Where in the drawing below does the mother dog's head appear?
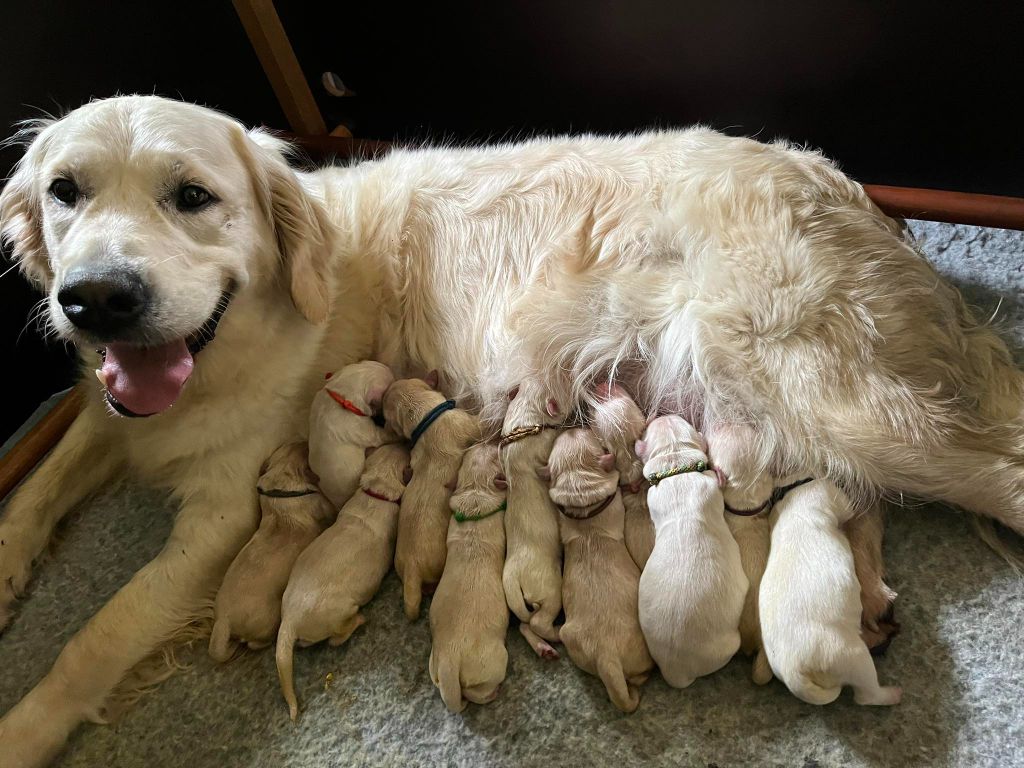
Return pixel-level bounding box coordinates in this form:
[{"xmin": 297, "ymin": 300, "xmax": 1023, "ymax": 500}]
[{"xmin": 0, "ymin": 95, "xmax": 333, "ymax": 416}]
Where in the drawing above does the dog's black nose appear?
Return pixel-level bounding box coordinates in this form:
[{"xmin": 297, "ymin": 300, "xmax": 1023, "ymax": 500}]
[{"xmin": 57, "ymin": 268, "xmax": 148, "ymax": 337}]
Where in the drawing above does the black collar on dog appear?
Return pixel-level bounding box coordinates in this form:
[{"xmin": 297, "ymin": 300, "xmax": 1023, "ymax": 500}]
[
  {"xmin": 257, "ymin": 487, "xmax": 321, "ymax": 498},
  {"xmin": 724, "ymin": 498, "xmax": 773, "ymax": 517},
  {"xmin": 409, "ymin": 399, "xmax": 456, "ymax": 447},
  {"xmin": 771, "ymin": 477, "xmax": 815, "ymax": 505},
  {"xmin": 559, "ymin": 491, "xmax": 617, "ymax": 520}
]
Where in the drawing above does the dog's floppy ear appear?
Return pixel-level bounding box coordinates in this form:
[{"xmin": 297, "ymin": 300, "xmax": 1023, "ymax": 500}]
[
  {"xmin": 598, "ymin": 452, "xmax": 616, "ymax": 473},
  {"xmin": 237, "ymin": 128, "xmax": 334, "ymax": 325},
  {"xmin": 0, "ymin": 122, "xmax": 56, "ymax": 290}
]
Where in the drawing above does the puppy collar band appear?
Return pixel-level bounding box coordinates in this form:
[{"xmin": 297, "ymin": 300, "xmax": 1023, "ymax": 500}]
[
  {"xmin": 646, "ymin": 460, "xmax": 708, "ymax": 486},
  {"xmin": 258, "ymin": 487, "xmax": 320, "ymax": 498},
  {"xmin": 559, "ymin": 491, "xmax": 616, "ymax": 520},
  {"xmin": 362, "ymin": 487, "xmax": 401, "ymax": 503},
  {"xmin": 326, "ymin": 390, "xmax": 368, "ymax": 417},
  {"xmin": 410, "ymin": 399, "xmax": 456, "ymax": 447},
  {"xmin": 452, "ymin": 500, "xmax": 507, "ymax": 523},
  {"xmin": 499, "ymin": 424, "xmax": 545, "ymax": 447},
  {"xmin": 725, "ymin": 498, "xmax": 772, "ymax": 517},
  {"xmin": 726, "ymin": 477, "xmax": 815, "ymax": 517},
  {"xmin": 771, "ymin": 477, "xmax": 815, "ymax": 504}
]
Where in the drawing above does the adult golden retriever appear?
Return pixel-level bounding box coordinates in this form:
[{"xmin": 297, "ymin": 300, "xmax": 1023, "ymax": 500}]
[{"xmin": 0, "ymin": 96, "xmax": 1021, "ymax": 765}]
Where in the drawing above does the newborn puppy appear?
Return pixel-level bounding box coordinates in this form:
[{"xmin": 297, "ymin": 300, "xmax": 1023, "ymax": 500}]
[
  {"xmin": 309, "ymin": 360, "xmax": 395, "ymax": 506},
  {"xmin": 500, "ymin": 378, "xmax": 565, "ymax": 654},
  {"xmin": 760, "ymin": 479, "xmax": 902, "ymax": 706},
  {"xmin": 209, "ymin": 442, "xmax": 335, "ymax": 661},
  {"xmin": 429, "ymin": 443, "xmax": 510, "ymax": 713},
  {"xmin": 276, "ymin": 443, "xmax": 410, "ymax": 720},
  {"xmin": 547, "ymin": 428, "xmax": 653, "ymax": 713},
  {"xmin": 637, "ymin": 415, "xmax": 747, "ymax": 688},
  {"xmin": 706, "ymin": 423, "xmax": 774, "ymax": 685},
  {"xmin": 591, "ymin": 382, "xmax": 654, "ymax": 569},
  {"xmin": 384, "ymin": 374, "xmax": 479, "ymax": 619}
]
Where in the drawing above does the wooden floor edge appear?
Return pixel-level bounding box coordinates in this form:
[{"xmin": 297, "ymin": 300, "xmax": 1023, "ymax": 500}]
[{"xmin": 0, "ymin": 388, "xmax": 82, "ymax": 500}]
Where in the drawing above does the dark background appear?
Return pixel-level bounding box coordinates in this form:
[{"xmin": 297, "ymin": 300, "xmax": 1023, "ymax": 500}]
[{"xmin": 2, "ymin": 1, "xmax": 1022, "ymax": 441}]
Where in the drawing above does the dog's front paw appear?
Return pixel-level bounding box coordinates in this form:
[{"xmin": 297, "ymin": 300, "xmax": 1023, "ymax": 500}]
[
  {"xmin": 860, "ymin": 577, "xmax": 897, "ymax": 632},
  {"xmin": 0, "ymin": 527, "xmax": 38, "ymax": 631}
]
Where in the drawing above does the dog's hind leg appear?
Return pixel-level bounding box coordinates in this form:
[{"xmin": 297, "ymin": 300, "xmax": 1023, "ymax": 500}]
[
  {"xmin": 844, "ymin": 504, "xmax": 899, "ymax": 650},
  {"xmin": 0, "ymin": 462, "xmax": 258, "ymax": 766},
  {"xmin": 0, "ymin": 399, "xmax": 122, "ymax": 631}
]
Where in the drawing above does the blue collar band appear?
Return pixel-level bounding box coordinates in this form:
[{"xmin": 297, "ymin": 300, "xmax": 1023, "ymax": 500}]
[{"xmin": 409, "ymin": 399, "xmax": 456, "ymax": 447}]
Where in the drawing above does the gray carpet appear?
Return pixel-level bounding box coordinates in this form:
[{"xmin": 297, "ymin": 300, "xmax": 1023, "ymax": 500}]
[{"xmin": 1, "ymin": 221, "xmax": 1023, "ymax": 768}]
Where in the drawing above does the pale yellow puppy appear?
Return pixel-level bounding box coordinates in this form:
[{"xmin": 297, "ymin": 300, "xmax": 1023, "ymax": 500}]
[
  {"xmin": 383, "ymin": 375, "xmax": 479, "ymax": 619},
  {"xmin": 546, "ymin": 428, "xmax": 653, "ymax": 713},
  {"xmin": 209, "ymin": 442, "xmax": 334, "ymax": 662},
  {"xmin": 429, "ymin": 443, "xmax": 510, "ymax": 713},
  {"xmin": 276, "ymin": 443, "xmax": 410, "ymax": 720},
  {"xmin": 500, "ymin": 378, "xmax": 565, "ymax": 652},
  {"xmin": 590, "ymin": 382, "xmax": 654, "ymax": 569},
  {"xmin": 706, "ymin": 423, "xmax": 775, "ymax": 685}
]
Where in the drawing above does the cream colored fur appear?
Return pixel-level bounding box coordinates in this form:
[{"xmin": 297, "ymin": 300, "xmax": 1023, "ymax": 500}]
[
  {"xmin": 383, "ymin": 377, "xmax": 479, "ymax": 619},
  {"xmin": 760, "ymin": 479, "xmax": 902, "ymax": 706},
  {"xmin": 550, "ymin": 428, "xmax": 653, "ymax": 713},
  {"xmin": 1, "ymin": 95, "xmax": 1021, "ymax": 763},
  {"xmin": 208, "ymin": 442, "xmax": 334, "ymax": 661},
  {"xmin": 309, "ymin": 361, "xmax": 396, "ymax": 506},
  {"xmin": 275, "ymin": 443, "xmax": 409, "ymax": 720},
  {"xmin": 428, "ymin": 443, "xmax": 509, "ymax": 713},
  {"xmin": 637, "ymin": 415, "xmax": 747, "ymax": 688},
  {"xmin": 500, "ymin": 378, "xmax": 565, "ymax": 645},
  {"xmin": 590, "ymin": 382, "xmax": 655, "ymax": 568}
]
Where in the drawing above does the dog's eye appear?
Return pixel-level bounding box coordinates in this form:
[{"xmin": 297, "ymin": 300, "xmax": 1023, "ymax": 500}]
[
  {"xmin": 176, "ymin": 184, "xmax": 214, "ymax": 211},
  {"xmin": 49, "ymin": 178, "xmax": 79, "ymax": 206}
]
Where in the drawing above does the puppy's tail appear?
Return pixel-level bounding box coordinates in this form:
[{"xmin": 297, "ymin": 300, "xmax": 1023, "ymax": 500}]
[
  {"xmin": 598, "ymin": 657, "xmax": 640, "ymax": 713},
  {"xmin": 436, "ymin": 657, "xmax": 466, "ymax": 713},
  {"xmin": 752, "ymin": 649, "xmax": 773, "ymax": 685},
  {"xmin": 275, "ymin": 622, "xmax": 300, "ymax": 721},
  {"xmin": 403, "ymin": 572, "xmax": 423, "ymax": 621},
  {"xmin": 502, "ymin": 569, "xmax": 532, "ymax": 624},
  {"xmin": 791, "ymin": 671, "xmax": 841, "ymax": 706},
  {"xmin": 208, "ymin": 618, "xmax": 236, "ymax": 663}
]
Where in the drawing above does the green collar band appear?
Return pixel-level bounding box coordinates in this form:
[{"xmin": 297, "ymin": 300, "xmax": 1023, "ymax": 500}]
[
  {"xmin": 452, "ymin": 500, "xmax": 507, "ymax": 523},
  {"xmin": 646, "ymin": 460, "xmax": 708, "ymax": 486}
]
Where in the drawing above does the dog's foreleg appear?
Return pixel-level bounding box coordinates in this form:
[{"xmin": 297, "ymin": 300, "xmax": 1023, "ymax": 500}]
[
  {"xmin": 0, "ymin": 401, "xmax": 121, "ymax": 630},
  {"xmin": 0, "ymin": 469, "xmax": 257, "ymax": 768},
  {"xmin": 845, "ymin": 504, "xmax": 899, "ymax": 652}
]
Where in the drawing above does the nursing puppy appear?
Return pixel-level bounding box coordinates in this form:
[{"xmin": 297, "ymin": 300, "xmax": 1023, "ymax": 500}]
[
  {"xmin": 761, "ymin": 479, "xmax": 902, "ymax": 706},
  {"xmin": 208, "ymin": 442, "xmax": 334, "ymax": 661},
  {"xmin": 547, "ymin": 428, "xmax": 653, "ymax": 713},
  {"xmin": 309, "ymin": 360, "xmax": 395, "ymax": 507},
  {"xmin": 590, "ymin": 382, "xmax": 654, "ymax": 569},
  {"xmin": 428, "ymin": 443, "xmax": 510, "ymax": 713},
  {"xmin": 706, "ymin": 423, "xmax": 774, "ymax": 684},
  {"xmin": 383, "ymin": 375, "xmax": 479, "ymax": 619},
  {"xmin": 276, "ymin": 442, "xmax": 410, "ymax": 720},
  {"xmin": 637, "ymin": 415, "xmax": 747, "ymax": 688},
  {"xmin": 500, "ymin": 379, "xmax": 565, "ymax": 655}
]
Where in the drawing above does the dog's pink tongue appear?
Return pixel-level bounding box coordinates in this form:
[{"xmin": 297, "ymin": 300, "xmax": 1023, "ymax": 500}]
[{"xmin": 101, "ymin": 341, "xmax": 194, "ymax": 415}]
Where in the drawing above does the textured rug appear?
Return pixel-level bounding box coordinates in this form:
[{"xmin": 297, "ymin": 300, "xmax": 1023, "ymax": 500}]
[{"xmin": 1, "ymin": 221, "xmax": 1022, "ymax": 768}]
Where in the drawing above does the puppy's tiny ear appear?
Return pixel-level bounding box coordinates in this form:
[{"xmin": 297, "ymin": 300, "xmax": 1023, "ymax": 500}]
[
  {"xmin": 634, "ymin": 439, "xmax": 648, "ymax": 461},
  {"xmin": 598, "ymin": 453, "xmax": 616, "ymax": 473},
  {"xmin": 494, "ymin": 473, "xmax": 508, "ymax": 491},
  {"xmin": 545, "ymin": 398, "xmax": 560, "ymax": 418},
  {"xmin": 402, "ymin": 466, "xmax": 413, "ymax": 485},
  {"xmin": 536, "ymin": 465, "xmax": 551, "ymax": 481},
  {"xmin": 424, "ymin": 369, "xmax": 440, "ymax": 390},
  {"xmin": 594, "ymin": 381, "xmax": 611, "ymax": 400}
]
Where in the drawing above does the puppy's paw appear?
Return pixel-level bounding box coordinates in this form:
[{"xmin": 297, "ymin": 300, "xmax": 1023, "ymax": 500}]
[
  {"xmin": 0, "ymin": 533, "xmax": 37, "ymax": 632},
  {"xmin": 519, "ymin": 623, "xmax": 560, "ymax": 660},
  {"xmin": 860, "ymin": 578, "xmax": 897, "ymax": 632}
]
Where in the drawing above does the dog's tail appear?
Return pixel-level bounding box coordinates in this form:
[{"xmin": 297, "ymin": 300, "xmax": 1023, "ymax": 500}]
[
  {"xmin": 275, "ymin": 622, "xmax": 300, "ymax": 721},
  {"xmin": 598, "ymin": 657, "xmax": 640, "ymax": 713},
  {"xmin": 436, "ymin": 656, "xmax": 466, "ymax": 713},
  {"xmin": 752, "ymin": 649, "xmax": 773, "ymax": 685},
  {"xmin": 208, "ymin": 618, "xmax": 236, "ymax": 663},
  {"xmin": 528, "ymin": 606, "xmax": 561, "ymax": 644},
  {"xmin": 791, "ymin": 670, "xmax": 841, "ymax": 706},
  {"xmin": 403, "ymin": 572, "xmax": 423, "ymax": 621}
]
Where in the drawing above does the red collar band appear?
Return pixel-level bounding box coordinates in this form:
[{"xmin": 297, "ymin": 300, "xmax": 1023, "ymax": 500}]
[{"xmin": 327, "ymin": 390, "xmax": 368, "ymax": 417}]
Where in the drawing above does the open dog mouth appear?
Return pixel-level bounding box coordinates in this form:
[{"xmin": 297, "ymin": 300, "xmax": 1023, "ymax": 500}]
[{"xmin": 96, "ymin": 289, "xmax": 233, "ymax": 418}]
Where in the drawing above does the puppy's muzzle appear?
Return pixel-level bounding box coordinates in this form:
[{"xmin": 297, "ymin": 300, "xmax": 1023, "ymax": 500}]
[{"xmin": 57, "ymin": 267, "xmax": 149, "ymax": 339}]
